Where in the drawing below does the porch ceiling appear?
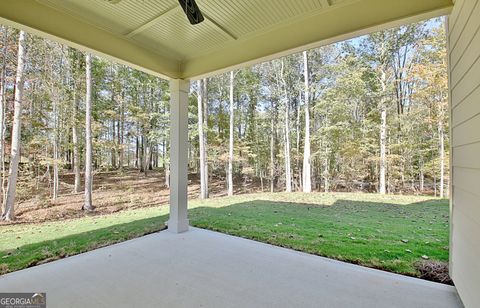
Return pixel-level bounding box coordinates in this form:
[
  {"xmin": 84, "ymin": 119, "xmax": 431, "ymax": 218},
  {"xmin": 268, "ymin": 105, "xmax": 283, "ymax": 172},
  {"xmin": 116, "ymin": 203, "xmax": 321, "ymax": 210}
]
[{"xmin": 0, "ymin": 0, "xmax": 452, "ymax": 79}]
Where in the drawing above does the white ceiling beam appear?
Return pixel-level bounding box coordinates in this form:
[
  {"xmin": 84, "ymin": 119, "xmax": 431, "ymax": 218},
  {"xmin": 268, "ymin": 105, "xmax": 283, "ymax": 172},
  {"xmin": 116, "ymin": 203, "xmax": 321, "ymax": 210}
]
[
  {"xmin": 126, "ymin": 5, "xmax": 178, "ymax": 38},
  {"xmin": 126, "ymin": 6, "xmax": 238, "ymax": 41},
  {"xmin": 203, "ymin": 13, "xmax": 238, "ymax": 41},
  {"xmin": 319, "ymin": 0, "xmax": 331, "ymax": 8}
]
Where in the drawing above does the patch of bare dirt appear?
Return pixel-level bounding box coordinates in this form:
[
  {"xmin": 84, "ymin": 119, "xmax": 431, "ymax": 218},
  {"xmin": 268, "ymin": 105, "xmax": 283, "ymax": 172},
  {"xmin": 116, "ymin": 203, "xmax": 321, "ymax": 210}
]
[{"xmin": 1, "ymin": 169, "xmax": 263, "ymax": 225}]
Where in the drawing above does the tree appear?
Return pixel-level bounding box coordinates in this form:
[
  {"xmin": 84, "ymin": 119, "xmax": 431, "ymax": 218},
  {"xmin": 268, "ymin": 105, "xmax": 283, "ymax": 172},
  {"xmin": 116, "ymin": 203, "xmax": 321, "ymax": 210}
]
[
  {"xmin": 302, "ymin": 51, "xmax": 312, "ymax": 193},
  {"xmin": 379, "ymin": 68, "xmax": 388, "ymax": 195},
  {"xmin": 362, "ymin": 31, "xmax": 395, "ymax": 195},
  {"xmin": 83, "ymin": 53, "xmax": 94, "ymax": 211},
  {"xmin": 0, "ymin": 27, "xmax": 8, "ymax": 204},
  {"xmin": 438, "ymin": 113, "xmax": 445, "ymax": 198},
  {"xmin": 412, "ymin": 23, "xmax": 448, "ymax": 197},
  {"xmin": 52, "ymin": 80, "xmax": 59, "ymax": 199},
  {"xmin": 197, "ymin": 78, "xmax": 209, "ymax": 199},
  {"xmin": 374, "ymin": 38, "xmax": 391, "ymax": 195},
  {"xmin": 227, "ymin": 71, "xmax": 235, "ymax": 196},
  {"xmin": 269, "ymin": 96, "xmax": 277, "ymax": 193},
  {"xmin": 379, "ymin": 101, "xmax": 387, "ymax": 194},
  {"xmin": 118, "ymin": 77, "xmax": 125, "ymax": 170},
  {"xmin": 2, "ymin": 31, "xmax": 27, "ymax": 221},
  {"xmin": 280, "ymin": 60, "xmax": 292, "ymax": 192},
  {"xmin": 72, "ymin": 64, "xmax": 82, "ymax": 193}
]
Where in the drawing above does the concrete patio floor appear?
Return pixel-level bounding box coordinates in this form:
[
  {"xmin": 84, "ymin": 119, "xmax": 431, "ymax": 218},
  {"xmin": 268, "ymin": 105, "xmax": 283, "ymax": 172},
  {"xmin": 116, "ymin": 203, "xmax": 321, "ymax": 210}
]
[{"xmin": 0, "ymin": 227, "xmax": 462, "ymax": 308}]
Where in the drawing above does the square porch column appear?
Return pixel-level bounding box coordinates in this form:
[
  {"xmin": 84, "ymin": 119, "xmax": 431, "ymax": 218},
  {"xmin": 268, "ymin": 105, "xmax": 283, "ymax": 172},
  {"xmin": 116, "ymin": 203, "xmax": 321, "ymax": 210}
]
[{"xmin": 167, "ymin": 79, "xmax": 190, "ymax": 233}]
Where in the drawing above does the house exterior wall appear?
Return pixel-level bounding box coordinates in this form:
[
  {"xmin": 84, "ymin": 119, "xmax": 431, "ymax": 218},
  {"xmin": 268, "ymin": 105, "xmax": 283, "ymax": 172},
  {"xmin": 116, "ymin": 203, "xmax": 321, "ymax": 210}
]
[{"xmin": 448, "ymin": 0, "xmax": 480, "ymax": 306}]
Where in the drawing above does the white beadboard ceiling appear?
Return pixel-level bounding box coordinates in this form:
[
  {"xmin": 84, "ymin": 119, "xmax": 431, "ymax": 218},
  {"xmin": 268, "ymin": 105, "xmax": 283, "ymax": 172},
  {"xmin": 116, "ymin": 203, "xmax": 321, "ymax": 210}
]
[
  {"xmin": 0, "ymin": 0, "xmax": 453, "ymax": 79},
  {"xmin": 39, "ymin": 0, "xmax": 343, "ymax": 60}
]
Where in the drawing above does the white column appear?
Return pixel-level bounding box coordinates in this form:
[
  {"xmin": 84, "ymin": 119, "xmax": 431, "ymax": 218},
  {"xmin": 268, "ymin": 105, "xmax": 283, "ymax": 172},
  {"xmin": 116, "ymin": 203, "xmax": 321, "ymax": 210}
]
[{"xmin": 167, "ymin": 79, "xmax": 190, "ymax": 233}]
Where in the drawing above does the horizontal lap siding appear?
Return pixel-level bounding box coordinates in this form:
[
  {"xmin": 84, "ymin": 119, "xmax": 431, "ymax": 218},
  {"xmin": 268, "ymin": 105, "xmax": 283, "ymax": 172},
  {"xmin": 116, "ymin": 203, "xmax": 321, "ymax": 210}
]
[
  {"xmin": 450, "ymin": 223, "xmax": 479, "ymax": 308},
  {"xmin": 451, "ymin": 55, "xmax": 480, "ymax": 105},
  {"xmin": 450, "ymin": 1, "xmax": 480, "ymax": 86},
  {"xmin": 453, "ymin": 186, "xmax": 480, "ymax": 226},
  {"xmin": 448, "ymin": 0, "xmax": 465, "ymax": 32},
  {"xmin": 449, "ymin": 0, "xmax": 480, "ymax": 307},
  {"xmin": 452, "ymin": 113, "xmax": 480, "ymax": 146},
  {"xmin": 451, "ymin": 86, "xmax": 480, "ymax": 126},
  {"xmin": 452, "ymin": 143, "xmax": 480, "ymax": 168}
]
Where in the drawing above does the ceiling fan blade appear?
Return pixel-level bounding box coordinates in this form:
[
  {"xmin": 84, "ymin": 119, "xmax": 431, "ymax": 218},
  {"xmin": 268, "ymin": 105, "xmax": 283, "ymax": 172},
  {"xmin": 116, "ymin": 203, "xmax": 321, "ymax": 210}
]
[{"xmin": 178, "ymin": 0, "xmax": 205, "ymax": 25}]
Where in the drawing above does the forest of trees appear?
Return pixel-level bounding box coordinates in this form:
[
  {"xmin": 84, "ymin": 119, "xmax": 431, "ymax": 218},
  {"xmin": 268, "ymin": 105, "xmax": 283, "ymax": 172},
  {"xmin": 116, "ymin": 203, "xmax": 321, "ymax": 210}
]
[{"xmin": 0, "ymin": 18, "xmax": 449, "ymax": 221}]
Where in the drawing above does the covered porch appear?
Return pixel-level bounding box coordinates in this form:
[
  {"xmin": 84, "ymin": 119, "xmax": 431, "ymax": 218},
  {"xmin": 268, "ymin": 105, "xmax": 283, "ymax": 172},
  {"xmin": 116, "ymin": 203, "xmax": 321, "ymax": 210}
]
[
  {"xmin": 0, "ymin": 227, "xmax": 462, "ymax": 307},
  {"xmin": 0, "ymin": 1, "xmax": 455, "ymax": 233},
  {"xmin": 1, "ymin": 0, "xmax": 479, "ymax": 307}
]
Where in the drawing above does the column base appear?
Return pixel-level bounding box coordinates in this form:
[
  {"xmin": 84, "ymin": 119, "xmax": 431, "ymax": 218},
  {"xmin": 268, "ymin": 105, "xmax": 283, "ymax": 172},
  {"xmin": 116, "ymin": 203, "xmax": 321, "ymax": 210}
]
[{"xmin": 166, "ymin": 218, "xmax": 189, "ymax": 233}]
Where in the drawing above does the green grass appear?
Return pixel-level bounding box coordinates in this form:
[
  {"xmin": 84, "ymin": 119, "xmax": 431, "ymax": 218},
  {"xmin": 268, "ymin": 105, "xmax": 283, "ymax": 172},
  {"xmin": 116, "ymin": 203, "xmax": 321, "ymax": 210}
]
[
  {"xmin": 0, "ymin": 207, "xmax": 170, "ymax": 273},
  {"xmin": 0, "ymin": 192, "xmax": 449, "ymax": 278},
  {"xmin": 189, "ymin": 193, "xmax": 450, "ymax": 276}
]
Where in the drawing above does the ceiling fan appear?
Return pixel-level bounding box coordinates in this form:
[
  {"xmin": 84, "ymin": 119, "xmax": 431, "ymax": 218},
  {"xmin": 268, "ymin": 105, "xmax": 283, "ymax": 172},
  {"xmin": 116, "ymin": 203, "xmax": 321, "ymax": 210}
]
[
  {"xmin": 178, "ymin": 0, "xmax": 205, "ymax": 25},
  {"xmin": 105, "ymin": 0, "xmax": 205, "ymax": 25}
]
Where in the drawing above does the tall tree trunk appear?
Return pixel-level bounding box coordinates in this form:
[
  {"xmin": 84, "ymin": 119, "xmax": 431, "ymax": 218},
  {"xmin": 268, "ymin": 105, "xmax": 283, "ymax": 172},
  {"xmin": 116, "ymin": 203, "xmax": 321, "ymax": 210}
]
[
  {"xmin": 302, "ymin": 51, "xmax": 311, "ymax": 193},
  {"xmin": 148, "ymin": 144, "xmax": 153, "ymax": 170},
  {"xmin": 228, "ymin": 71, "xmax": 234, "ymax": 196},
  {"xmin": 161, "ymin": 139, "xmax": 166, "ymax": 169},
  {"xmin": 139, "ymin": 135, "xmax": 145, "ymax": 172},
  {"xmin": 197, "ymin": 79, "xmax": 208, "ymax": 199},
  {"xmin": 419, "ymin": 156, "xmax": 424, "ymax": 192},
  {"xmin": 135, "ymin": 135, "xmax": 139, "ymax": 169},
  {"xmin": 284, "ymin": 124, "xmax": 292, "ymax": 193},
  {"xmin": 379, "ymin": 105, "xmax": 387, "ymax": 194},
  {"xmin": 438, "ymin": 119, "xmax": 445, "ymax": 198},
  {"xmin": 83, "ymin": 53, "xmax": 94, "ymax": 211},
  {"xmin": 260, "ymin": 170, "xmax": 264, "ymax": 192},
  {"xmin": 324, "ymin": 143, "xmax": 330, "ymax": 193},
  {"xmin": 270, "ymin": 101, "xmax": 276, "ymax": 193},
  {"xmin": 3, "ymin": 31, "xmax": 26, "ymax": 221},
  {"xmin": 53, "ymin": 97, "xmax": 59, "ymax": 200},
  {"xmin": 203, "ymin": 79, "xmax": 209, "ymax": 195},
  {"xmin": 143, "ymin": 137, "xmax": 149, "ymax": 176},
  {"xmin": 165, "ymin": 152, "xmax": 170, "ymax": 188},
  {"xmin": 0, "ymin": 27, "xmax": 8, "ymax": 205},
  {"xmin": 296, "ymin": 91, "xmax": 301, "ymax": 190},
  {"xmin": 111, "ymin": 119, "xmax": 116, "ymax": 169},
  {"xmin": 118, "ymin": 90, "xmax": 124, "ymax": 170},
  {"xmin": 280, "ymin": 61, "xmax": 292, "ymax": 193},
  {"xmin": 379, "ymin": 69, "xmax": 388, "ymax": 195},
  {"xmin": 72, "ymin": 88, "xmax": 81, "ymax": 193}
]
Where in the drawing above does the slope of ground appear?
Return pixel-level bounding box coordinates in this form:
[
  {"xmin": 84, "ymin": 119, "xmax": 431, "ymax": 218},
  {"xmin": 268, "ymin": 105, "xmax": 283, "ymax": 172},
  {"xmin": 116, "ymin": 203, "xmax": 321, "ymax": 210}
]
[
  {"xmin": 0, "ymin": 190, "xmax": 450, "ymax": 284},
  {"xmin": 9, "ymin": 169, "xmax": 260, "ymax": 224}
]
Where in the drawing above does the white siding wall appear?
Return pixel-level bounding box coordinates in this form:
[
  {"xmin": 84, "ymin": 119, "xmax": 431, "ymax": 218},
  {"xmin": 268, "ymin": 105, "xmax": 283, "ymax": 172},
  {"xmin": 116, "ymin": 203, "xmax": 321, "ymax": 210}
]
[{"xmin": 449, "ymin": 0, "xmax": 480, "ymax": 307}]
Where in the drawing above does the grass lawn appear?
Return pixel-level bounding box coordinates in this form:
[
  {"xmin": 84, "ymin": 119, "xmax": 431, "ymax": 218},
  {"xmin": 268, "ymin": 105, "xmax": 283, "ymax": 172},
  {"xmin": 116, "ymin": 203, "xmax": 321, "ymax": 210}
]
[
  {"xmin": 0, "ymin": 207, "xmax": 169, "ymax": 274},
  {"xmin": 0, "ymin": 192, "xmax": 449, "ymax": 281}
]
